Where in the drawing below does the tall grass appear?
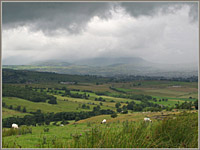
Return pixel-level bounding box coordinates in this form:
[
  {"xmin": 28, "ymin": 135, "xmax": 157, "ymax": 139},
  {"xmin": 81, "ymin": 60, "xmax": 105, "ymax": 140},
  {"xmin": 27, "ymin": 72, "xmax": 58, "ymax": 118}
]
[
  {"xmin": 3, "ymin": 125, "xmax": 32, "ymax": 137},
  {"xmin": 69, "ymin": 112, "xmax": 198, "ymax": 148},
  {"xmin": 2, "ymin": 112, "xmax": 198, "ymax": 148}
]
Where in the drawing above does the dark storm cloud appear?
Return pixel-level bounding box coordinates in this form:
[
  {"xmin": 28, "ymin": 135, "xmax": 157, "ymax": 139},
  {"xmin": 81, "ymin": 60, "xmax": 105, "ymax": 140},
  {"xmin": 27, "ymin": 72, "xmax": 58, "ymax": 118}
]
[
  {"xmin": 2, "ymin": 2, "xmax": 112, "ymax": 34},
  {"xmin": 3, "ymin": 2, "xmax": 198, "ymax": 34},
  {"xmin": 121, "ymin": 2, "xmax": 198, "ymax": 21}
]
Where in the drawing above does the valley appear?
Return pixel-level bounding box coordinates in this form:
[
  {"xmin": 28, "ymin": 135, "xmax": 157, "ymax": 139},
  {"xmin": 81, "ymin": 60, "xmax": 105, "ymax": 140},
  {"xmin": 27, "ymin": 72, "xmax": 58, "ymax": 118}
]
[{"xmin": 2, "ymin": 68, "xmax": 198, "ymax": 148}]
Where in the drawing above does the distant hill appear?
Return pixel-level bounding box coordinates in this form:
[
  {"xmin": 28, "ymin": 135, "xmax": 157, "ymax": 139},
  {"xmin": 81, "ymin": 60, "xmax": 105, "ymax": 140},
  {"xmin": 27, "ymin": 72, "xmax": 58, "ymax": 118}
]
[
  {"xmin": 30, "ymin": 60, "xmax": 72, "ymax": 66},
  {"xmin": 3, "ymin": 57, "xmax": 198, "ymax": 77},
  {"xmin": 74, "ymin": 57, "xmax": 145, "ymax": 66},
  {"xmin": 2, "ymin": 68, "xmax": 112, "ymax": 84}
]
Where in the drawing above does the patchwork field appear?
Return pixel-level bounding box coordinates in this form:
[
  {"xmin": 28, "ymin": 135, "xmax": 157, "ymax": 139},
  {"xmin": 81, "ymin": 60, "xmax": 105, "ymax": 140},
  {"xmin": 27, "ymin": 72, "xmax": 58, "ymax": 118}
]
[{"xmin": 2, "ymin": 69, "xmax": 198, "ymax": 148}]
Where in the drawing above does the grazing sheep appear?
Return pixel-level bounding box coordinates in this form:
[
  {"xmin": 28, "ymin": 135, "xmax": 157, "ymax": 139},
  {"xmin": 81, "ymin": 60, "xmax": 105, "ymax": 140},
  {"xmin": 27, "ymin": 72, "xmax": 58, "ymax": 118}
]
[
  {"xmin": 101, "ymin": 119, "xmax": 106, "ymax": 124},
  {"xmin": 12, "ymin": 123, "xmax": 18, "ymax": 129},
  {"xmin": 144, "ymin": 117, "xmax": 152, "ymax": 122},
  {"xmin": 60, "ymin": 124, "xmax": 64, "ymax": 127}
]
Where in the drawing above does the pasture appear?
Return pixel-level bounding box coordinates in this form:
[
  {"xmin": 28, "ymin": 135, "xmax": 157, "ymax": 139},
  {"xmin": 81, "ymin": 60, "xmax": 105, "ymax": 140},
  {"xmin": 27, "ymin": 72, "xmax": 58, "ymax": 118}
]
[
  {"xmin": 2, "ymin": 111, "xmax": 198, "ymax": 148},
  {"xmin": 2, "ymin": 78, "xmax": 198, "ymax": 148},
  {"xmin": 2, "ymin": 107, "xmax": 31, "ymax": 119}
]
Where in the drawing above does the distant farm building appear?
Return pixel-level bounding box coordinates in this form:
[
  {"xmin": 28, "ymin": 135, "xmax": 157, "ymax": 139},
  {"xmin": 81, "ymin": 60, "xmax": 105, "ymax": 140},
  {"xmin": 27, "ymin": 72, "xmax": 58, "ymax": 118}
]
[
  {"xmin": 172, "ymin": 85, "xmax": 182, "ymax": 88},
  {"xmin": 60, "ymin": 82, "xmax": 76, "ymax": 85}
]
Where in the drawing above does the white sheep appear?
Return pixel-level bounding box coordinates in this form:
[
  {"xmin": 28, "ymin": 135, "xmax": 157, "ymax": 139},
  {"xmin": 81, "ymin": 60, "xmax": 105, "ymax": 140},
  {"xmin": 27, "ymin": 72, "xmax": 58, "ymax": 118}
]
[
  {"xmin": 60, "ymin": 124, "xmax": 64, "ymax": 127},
  {"xmin": 144, "ymin": 117, "xmax": 152, "ymax": 122},
  {"xmin": 12, "ymin": 123, "xmax": 18, "ymax": 129},
  {"xmin": 101, "ymin": 119, "xmax": 106, "ymax": 124}
]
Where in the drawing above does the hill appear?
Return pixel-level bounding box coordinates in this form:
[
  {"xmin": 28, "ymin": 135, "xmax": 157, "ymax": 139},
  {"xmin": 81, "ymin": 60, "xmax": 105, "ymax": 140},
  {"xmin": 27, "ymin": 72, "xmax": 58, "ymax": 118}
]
[{"xmin": 3, "ymin": 57, "xmax": 198, "ymax": 77}]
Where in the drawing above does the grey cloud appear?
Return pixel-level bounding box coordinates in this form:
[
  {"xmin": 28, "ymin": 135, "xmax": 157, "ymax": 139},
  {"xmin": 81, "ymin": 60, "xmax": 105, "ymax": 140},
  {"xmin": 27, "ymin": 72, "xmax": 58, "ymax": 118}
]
[
  {"xmin": 2, "ymin": 2, "xmax": 113, "ymax": 34},
  {"xmin": 3, "ymin": 2, "xmax": 198, "ymax": 35},
  {"xmin": 120, "ymin": 2, "xmax": 198, "ymax": 22}
]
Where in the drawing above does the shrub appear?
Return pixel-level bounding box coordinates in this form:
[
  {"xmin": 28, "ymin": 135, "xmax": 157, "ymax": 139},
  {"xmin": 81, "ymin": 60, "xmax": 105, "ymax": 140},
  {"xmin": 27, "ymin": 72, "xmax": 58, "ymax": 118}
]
[
  {"xmin": 111, "ymin": 113, "xmax": 117, "ymax": 118},
  {"xmin": 43, "ymin": 128, "xmax": 49, "ymax": 132}
]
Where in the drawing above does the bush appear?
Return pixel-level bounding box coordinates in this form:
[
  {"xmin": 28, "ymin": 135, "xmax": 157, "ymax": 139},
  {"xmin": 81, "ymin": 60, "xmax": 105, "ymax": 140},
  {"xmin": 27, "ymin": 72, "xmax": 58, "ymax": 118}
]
[
  {"xmin": 43, "ymin": 128, "xmax": 49, "ymax": 132},
  {"xmin": 111, "ymin": 113, "xmax": 117, "ymax": 118}
]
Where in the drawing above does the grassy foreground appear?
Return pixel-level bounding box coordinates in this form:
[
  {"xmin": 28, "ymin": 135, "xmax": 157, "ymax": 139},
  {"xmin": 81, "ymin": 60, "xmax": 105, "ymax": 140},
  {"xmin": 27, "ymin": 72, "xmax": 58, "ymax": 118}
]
[{"xmin": 2, "ymin": 111, "xmax": 198, "ymax": 148}]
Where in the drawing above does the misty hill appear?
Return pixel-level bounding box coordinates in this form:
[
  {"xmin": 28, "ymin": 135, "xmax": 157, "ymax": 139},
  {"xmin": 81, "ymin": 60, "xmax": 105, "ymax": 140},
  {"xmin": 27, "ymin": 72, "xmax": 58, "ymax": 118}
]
[
  {"xmin": 3, "ymin": 57, "xmax": 198, "ymax": 78},
  {"xmin": 73, "ymin": 57, "xmax": 146, "ymax": 66},
  {"xmin": 30, "ymin": 60, "xmax": 72, "ymax": 66}
]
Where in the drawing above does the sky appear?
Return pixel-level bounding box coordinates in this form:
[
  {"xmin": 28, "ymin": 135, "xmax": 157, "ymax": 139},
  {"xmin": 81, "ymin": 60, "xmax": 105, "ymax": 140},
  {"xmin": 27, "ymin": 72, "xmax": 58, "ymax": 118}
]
[{"xmin": 2, "ymin": 2, "xmax": 199, "ymax": 65}]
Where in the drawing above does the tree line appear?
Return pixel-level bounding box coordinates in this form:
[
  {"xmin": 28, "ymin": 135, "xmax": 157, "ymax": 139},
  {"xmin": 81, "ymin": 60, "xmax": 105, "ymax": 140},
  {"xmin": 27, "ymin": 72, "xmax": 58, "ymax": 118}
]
[
  {"xmin": 2, "ymin": 107, "xmax": 115, "ymax": 128},
  {"xmin": 3, "ymin": 84, "xmax": 57, "ymax": 104}
]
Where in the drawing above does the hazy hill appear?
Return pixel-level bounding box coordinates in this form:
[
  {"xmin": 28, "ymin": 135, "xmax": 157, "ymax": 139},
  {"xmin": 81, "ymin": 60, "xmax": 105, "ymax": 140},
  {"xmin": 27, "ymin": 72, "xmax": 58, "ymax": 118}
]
[
  {"xmin": 73, "ymin": 57, "xmax": 146, "ymax": 66},
  {"xmin": 30, "ymin": 60, "xmax": 72, "ymax": 66},
  {"xmin": 3, "ymin": 57, "xmax": 198, "ymax": 77}
]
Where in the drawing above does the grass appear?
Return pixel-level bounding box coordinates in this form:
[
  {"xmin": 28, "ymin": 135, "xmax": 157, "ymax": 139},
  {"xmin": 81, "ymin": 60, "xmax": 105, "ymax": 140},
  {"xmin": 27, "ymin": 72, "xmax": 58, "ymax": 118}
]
[
  {"xmin": 110, "ymin": 81, "xmax": 198, "ymax": 99},
  {"xmin": 73, "ymin": 112, "xmax": 197, "ymax": 148},
  {"xmin": 2, "ymin": 80, "xmax": 198, "ymax": 148},
  {"xmin": 2, "ymin": 97, "xmax": 94, "ymax": 113},
  {"xmin": 2, "ymin": 107, "xmax": 31, "ymax": 119},
  {"xmin": 2, "ymin": 111, "xmax": 197, "ymax": 148}
]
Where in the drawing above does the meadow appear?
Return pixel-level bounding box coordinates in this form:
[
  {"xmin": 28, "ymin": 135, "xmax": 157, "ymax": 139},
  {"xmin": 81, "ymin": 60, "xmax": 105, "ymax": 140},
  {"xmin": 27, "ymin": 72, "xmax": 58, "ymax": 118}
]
[{"xmin": 2, "ymin": 111, "xmax": 198, "ymax": 148}]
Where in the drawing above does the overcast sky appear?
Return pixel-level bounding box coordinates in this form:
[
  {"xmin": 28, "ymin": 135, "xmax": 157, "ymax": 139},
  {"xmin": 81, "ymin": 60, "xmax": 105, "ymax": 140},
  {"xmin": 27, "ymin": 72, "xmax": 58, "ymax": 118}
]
[{"xmin": 2, "ymin": 2, "xmax": 198, "ymax": 65}]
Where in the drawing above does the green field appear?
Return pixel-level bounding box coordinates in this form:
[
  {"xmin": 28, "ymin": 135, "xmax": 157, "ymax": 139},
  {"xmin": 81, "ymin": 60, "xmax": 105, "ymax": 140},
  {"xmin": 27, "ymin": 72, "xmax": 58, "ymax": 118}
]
[
  {"xmin": 2, "ymin": 111, "xmax": 198, "ymax": 148},
  {"xmin": 2, "ymin": 107, "xmax": 31, "ymax": 119},
  {"xmin": 2, "ymin": 69, "xmax": 198, "ymax": 148},
  {"xmin": 2, "ymin": 97, "xmax": 93, "ymax": 113}
]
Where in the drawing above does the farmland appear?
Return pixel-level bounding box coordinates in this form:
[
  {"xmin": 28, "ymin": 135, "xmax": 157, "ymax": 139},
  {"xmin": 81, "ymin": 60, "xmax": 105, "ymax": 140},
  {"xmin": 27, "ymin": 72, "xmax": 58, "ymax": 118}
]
[{"xmin": 2, "ymin": 69, "xmax": 198, "ymax": 148}]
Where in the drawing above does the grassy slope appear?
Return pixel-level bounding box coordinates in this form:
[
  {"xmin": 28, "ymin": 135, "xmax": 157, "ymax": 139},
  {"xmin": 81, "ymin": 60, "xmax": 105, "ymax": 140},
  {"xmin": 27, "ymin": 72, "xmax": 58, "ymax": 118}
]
[
  {"xmin": 2, "ymin": 97, "xmax": 93, "ymax": 113},
  {"xmin": 2, "ymin": 111, "xmax": 198, "ymax": 148},
  {"xmin": 2, "ymin": 96, "xmax": 116, "ymax": 114},
  {"xmin": 2, "ymin": 107, "xmax": 31, "ymax": 119}
]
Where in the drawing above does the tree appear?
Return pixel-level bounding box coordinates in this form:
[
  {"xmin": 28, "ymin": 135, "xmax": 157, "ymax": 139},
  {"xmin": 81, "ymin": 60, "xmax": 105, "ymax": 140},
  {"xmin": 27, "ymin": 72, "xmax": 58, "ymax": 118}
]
[
  {"xmin": 16, "ymin": 106, "xmax": 21, "ymax": 111},
  {"xmin": 61, "ymin": 120, "xmax": 69, "ymax": 125},
  {"xmin": 75, "ymin": 117, "xmax": 80, "ymax": 122},
  {"xmin": 48, "ymin": 97, "xmax": 57, "ymax": 104},
  {"xmin": 82, "ymin": 104, "xmax": 86, "ymax": 109},
  {"xmin": 117, "ymin": 108, "xmax": 122, "ymax": 113},
  {"xmin": 45, "ymin": 120, "xmax": 50, "ymax": 125},
  {"xmin": 115, "ymin": 102, "xmax": 121, "ymax": 108},
  {"xmin": 127, "ymin": 102, "xmax": 134, "ymax": 110},
  {"xmin": 23, "ymin": 107, "xmax": 27, "ymax": 112}
]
